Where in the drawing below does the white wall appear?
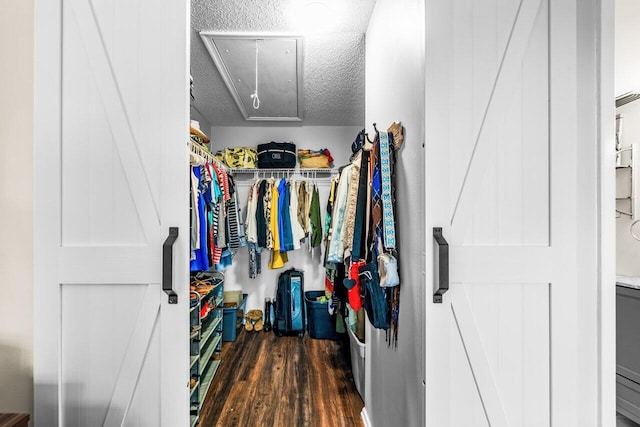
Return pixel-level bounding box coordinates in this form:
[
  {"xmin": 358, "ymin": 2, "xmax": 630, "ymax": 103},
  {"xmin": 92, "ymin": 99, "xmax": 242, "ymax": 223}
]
[
  {"xmin": 615, "ymin": 0, "xmax": 640, "ymax": 275},
  {"xmin": 364, "ymin": 1, "xmax": 425, "ymax": 426},
  {"xmin": 0, "ymin": 0, "xmax": 34, "ymax": 418},
  {"xmin": 190, "ymin": 104, "xmax": 211, "ymax": 138},
  {"xmin": 209, "ymin": 125, "xmax": 359, "ymax": 311}
]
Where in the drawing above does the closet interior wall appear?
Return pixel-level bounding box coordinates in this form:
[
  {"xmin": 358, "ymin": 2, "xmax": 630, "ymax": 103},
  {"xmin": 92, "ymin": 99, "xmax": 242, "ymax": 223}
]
[
  {"xmin": 363, "ymin": 0, "xmax": 425, "ymax": 426},
  {"xmin": 209, "ymin": 125, "xmax": 360, "ymax": 310}
]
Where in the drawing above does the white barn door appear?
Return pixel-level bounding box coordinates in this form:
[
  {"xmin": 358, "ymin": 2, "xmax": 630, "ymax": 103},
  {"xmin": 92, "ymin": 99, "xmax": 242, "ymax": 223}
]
[
  {"xmin": 34, "ymin": 0, "xmax": 189, "ymax": 426},
  {"xmin": 425, "ymin": 0, "xmax": 600, "ymax": 425}
]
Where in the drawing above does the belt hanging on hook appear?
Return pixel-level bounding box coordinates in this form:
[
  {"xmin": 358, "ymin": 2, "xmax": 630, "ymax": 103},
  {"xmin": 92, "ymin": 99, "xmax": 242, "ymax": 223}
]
[{"xmin": 250, "ymin": 39, "xmax": 261, "ymax": 110}]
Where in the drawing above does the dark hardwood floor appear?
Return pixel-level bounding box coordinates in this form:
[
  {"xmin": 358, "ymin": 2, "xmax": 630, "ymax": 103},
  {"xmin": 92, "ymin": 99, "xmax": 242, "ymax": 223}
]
[{"xmin": 199, "ymin": 328, "xmax": 364, "ymax": 427}]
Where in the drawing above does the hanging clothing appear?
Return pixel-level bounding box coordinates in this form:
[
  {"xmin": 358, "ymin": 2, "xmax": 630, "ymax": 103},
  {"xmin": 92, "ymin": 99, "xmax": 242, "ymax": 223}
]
[
  {"xmin": 280, "ymin": 180, "xmax": 295, "ymax": 252},
  {"xmin": 245, "ymin": 180, "xmax": 259, "ymax": 244},
  {"xmin": 289, "ymin": 180, "xmax": 305, "ymax": 249},
  {"xmin": 379, "ymin": 131, "xmax": 396, "ymax": 250},
  {"xmin": 297, "ymin": 181, "xmax": 310, "ymax": 235},
  {"xmin": 327, "ymin": 165, "xmax": 352, "ymax": 263},
  {"xmin": 190, "ymin": 167, "xmax": 200, "ymax": 257},
  {"xmin": 190, "ymin": 167, "xmax": 210, "ymax": 271},
  {"xmin": 263, "ymin": 179, "xmax": 273, "ymax": 250},
  {"xmin": 256, "ymin": 180, "xmax": 267, "ymax": 248},
  {"xmin": 343, "ymin": 152, "xmax": 362, "ymax": 255},
  {"xmin": 310, "ymin": 185, "xmax": 322, "ymax": 248},
  {"xmin": 370, "ymin": 136, "xmax": 383, "ymax": 256},
  {"xmin": 323, "ymin": 125, "xmax": 405, "ymax": 347},
  {"xmin": 227, "ymin": 178, "xmax": 241, "ymax": 251},
  {"xmin": 269, "ymin": 181, "xmax": 288, "ymax": 269}
]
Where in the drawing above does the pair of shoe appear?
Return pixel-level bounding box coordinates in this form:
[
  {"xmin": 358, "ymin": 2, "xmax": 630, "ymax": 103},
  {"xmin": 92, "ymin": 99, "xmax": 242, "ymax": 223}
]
[{"xmin": 244, "ymin": 309, "xmax": 264, "ymax": 332}]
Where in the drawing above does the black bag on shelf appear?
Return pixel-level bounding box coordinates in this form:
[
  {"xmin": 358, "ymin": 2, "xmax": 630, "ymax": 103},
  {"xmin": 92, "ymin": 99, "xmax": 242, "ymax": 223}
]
[{"xmin": 257, "ymin": 142, "xmax": 297, "ymax": 168}]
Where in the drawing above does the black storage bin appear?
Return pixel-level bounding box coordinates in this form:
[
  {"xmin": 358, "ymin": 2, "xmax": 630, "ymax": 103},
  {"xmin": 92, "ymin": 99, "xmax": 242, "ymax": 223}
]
[
  {"xmin": 304, "ymin": 291, "xmax": 340, "ymax": 340},
  {"xmin": 257, "ymin": 142, "xmax": 297, "ymax": 168}
]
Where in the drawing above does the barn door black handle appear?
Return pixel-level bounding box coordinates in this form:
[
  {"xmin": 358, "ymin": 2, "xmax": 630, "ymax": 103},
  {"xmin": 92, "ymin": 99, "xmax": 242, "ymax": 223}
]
[
  {"xmin": 163, "ymin": 227, "xmax": 179, "ymax": 304},
  {"xmin": 433, "ymin": 227, "xmax": 449, "ymax": 303}
]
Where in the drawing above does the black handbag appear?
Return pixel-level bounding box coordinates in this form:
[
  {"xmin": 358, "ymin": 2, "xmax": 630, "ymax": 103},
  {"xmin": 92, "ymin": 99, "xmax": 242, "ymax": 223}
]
[{"xmin": 257, "ymin": 142, "xmax": 297, "ymax": 168}]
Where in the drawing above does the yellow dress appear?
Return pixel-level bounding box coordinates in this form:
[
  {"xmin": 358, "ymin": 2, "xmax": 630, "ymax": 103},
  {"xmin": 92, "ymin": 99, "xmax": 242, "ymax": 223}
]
[{"xmin": 269, "ymin": 181, "xmax": 288, "ymax": 269}]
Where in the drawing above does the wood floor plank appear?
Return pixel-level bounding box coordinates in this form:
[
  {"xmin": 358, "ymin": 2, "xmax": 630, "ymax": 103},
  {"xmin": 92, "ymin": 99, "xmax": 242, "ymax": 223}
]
[{"xmin": 199, "ymin": 329, "xmax": 364, "ymax": 427}]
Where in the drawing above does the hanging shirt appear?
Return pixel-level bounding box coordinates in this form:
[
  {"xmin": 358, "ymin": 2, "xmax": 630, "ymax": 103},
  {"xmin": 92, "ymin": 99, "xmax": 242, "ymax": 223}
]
[
  {"xmin": 269, "ymin": 182, "xmax": 288, "ymax": 269},
  {"xmin": 281, "ymin": 181, "xmax": 295, "ymax": 252},
  {"xmin": 310, "ymin": 185, "xmax": 322, "ymax": 248},
  {"xmin": 277, "ymin": 179, "xmax": 289, "ymax": 253},
  {"xmin": 327, "ymin": 165, "xmax": 352, "ymax": 263},
  {"xmin": 297, "ymin": 181, "xmax": 309, "ymax": 235},
  {"xmin": 271, "ymin": 181, "xmax": 281, "ymax": 253},
  {"xmin": 256, "ymin": 180, "xmax": 267, "ymax": 248},
  {"xmin": 264, "ymin": 179, "xmax": 274, "ymax": 250},
  {"xmin": 190, "ymin": 167, "xmax": 200, "ymax": 256},
  {"xmin": 343, "ymin": 151, "xmax": 362, "ymax": 254},
  {"xmin": 190, "ymin": 167, "xmax": 210, "ymax": 271},
  {"xmin": 245, "ymin": 180, "xmax": 259, "ymax": 243},
  {"xmin": 289, "ymin": 180, "xmax": 305, "ymax": 249}
]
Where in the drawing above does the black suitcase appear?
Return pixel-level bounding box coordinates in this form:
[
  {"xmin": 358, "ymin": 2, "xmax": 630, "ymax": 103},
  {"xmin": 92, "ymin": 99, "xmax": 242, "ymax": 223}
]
[{"xmin": 274, "ymin": 269, "xmax": 305, "ymax": 338}]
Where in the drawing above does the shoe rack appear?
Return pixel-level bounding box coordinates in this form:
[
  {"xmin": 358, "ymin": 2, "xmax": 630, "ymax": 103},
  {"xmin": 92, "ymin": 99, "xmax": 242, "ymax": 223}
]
[{"xmin": 189, "ymin": 271, "xmax": 224, "ymax": 427}]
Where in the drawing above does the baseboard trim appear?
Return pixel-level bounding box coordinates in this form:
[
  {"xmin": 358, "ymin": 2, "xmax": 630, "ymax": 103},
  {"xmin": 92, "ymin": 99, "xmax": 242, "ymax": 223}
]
[{"xmin": 361, "ymin": 407, "xmax": 372, "ymax": 427}]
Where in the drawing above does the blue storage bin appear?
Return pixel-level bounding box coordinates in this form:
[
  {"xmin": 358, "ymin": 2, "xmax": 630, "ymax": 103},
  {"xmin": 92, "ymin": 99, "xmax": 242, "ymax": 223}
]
[
  {"xmin": 304, "ymin": 291, "xmax": 340, "ymax": 340},
  {"xmin": 223, "ymin": 293, "xmax": 247, "ymax": 342}
]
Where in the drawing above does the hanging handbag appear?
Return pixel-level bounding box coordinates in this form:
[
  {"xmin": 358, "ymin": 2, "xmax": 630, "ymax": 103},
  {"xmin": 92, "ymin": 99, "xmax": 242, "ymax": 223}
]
[
  {"xmin": 358, "ymin": 260, "xmax": 390, "ymax": 330},
  {"xmin": 257, "ymin": 142, "xmax": 297, "ymax": 168}
]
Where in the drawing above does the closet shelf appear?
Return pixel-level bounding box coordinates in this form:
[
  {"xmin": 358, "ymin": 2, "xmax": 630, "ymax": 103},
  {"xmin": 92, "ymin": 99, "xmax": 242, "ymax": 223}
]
[
  {"xmin": 190, "ymin": 382, "xmax": 199, "ymax": 398},
  {"xmin": 229, "ymin": 167, "xmax": 336, "ymax": 175},
  {"xmin": 201, "ymin": 334, "xmax": 222, "ymax": 366},
  {"xmin": 200, "ymin": 316, "xmax": 223, "ymax": 350},
  {"xmin": 190, "ymin": 354, "xmax": 200, "ymax": 369},
  {"xmin": 199, "ymin": 360, "xmax": 222, "ymax": 404}
]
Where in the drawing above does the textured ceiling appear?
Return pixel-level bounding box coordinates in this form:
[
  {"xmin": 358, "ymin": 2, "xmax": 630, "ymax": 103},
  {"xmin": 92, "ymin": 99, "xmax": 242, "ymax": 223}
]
[{"xmin": 191, "ymin": 0, "xmax": 376, "ymax": 126}]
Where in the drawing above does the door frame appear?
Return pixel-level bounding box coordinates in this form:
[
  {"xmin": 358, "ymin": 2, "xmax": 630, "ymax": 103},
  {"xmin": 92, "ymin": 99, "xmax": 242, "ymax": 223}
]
[
  {"xmin": 33, "ymin": 0, "xmax": 63, "ymax": 422},
  {"xmin": 599, "ymin": 0, "xmax": 616, "ymax": 424}
]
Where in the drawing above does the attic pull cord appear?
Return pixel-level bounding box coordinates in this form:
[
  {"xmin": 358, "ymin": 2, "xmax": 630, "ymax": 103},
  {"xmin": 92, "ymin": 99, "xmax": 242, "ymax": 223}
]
[{"xmin": 250, "ymin": 39, "xmax": 261, "ymax": 109}]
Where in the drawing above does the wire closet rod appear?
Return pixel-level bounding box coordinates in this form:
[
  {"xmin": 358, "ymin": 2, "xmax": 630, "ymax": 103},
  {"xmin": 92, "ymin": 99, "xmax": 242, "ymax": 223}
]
[
  {"xmin": 229, "ymin": 167, "xmax": 338, "ymax": 181},
  {"xmin": 189, "ymin": 139, "xmax": 228, "ymax": 170}
]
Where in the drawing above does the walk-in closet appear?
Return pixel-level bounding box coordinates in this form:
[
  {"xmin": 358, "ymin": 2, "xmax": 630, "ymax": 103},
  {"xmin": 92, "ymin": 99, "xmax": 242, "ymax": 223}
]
[{"xmin": 186, "ymin": 1, "xmax": 413, "ymax": 425}]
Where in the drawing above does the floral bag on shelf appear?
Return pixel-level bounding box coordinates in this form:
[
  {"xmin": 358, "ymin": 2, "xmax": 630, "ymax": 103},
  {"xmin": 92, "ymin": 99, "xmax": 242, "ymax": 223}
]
[
  {"xmin": 214, "ymin": 147, "xmax": 257, "ymax": 169},
  {"xmin": 298, "ymin": 148, "xmax": 334, "ymax": 169}
]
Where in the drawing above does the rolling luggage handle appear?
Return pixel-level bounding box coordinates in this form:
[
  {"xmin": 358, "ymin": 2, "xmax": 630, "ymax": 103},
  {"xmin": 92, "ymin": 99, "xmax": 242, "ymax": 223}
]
[
  {"xmin": 433, "ymin": 227, "xmax": 449, "ymax": 303},
  {"xmin": 163, "ymin": 227, "xmax": 179, "ymax": 304}
]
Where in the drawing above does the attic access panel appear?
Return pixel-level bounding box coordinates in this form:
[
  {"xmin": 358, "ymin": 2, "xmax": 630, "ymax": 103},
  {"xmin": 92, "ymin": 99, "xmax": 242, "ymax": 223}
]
[{"xmin": 200, "ymin": 33, "xmax": 304, "ymax": 121}]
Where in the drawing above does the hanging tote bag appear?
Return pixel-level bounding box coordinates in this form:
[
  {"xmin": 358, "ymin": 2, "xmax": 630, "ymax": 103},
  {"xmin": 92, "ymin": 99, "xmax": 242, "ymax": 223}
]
[
  {"xmin": 257, "ymin": 142, "xmax": 297, "ymax": 168},
  {"xmin": 358, "ymin": 260, "xmax": 390, "ymax": 330}
]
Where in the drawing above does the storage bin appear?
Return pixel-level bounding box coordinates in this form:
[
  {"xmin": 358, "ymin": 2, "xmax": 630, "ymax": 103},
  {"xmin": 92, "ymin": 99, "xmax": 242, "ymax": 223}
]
[
  {"xmin": 347, "ymin": 321, "xmax": 366, "ymax": 400},
  {"xmin": 222, "ymin": 293, "xmax": 247, "ymax": 342},
  {"xmin": 304, "ymin": 291, "xmax": 340, "ymax": 340},
  {"xmin": 223, "ymin": 290, "xmax": 243, "ymax": 307}
]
